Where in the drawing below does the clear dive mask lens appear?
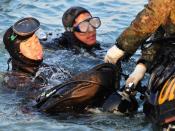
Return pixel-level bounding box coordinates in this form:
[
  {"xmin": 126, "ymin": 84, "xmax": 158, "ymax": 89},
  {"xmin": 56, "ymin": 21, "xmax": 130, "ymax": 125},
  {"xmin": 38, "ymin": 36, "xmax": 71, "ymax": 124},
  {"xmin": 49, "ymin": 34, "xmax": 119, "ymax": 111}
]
[
  {"xmin": 89, "ymin": 17, "xmax": 101, "ymax": 28},
  {"xmin": 73, "ymin": 17, "xmax": 101, "ymax": 33}
]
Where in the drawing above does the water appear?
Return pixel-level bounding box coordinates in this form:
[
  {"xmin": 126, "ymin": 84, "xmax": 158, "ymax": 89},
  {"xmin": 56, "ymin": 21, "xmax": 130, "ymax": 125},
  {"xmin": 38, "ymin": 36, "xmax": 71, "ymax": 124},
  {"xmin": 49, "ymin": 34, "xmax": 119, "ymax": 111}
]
[{"xmin": 0, "ymin": 0, "xmax": 153, "ymax": 130}]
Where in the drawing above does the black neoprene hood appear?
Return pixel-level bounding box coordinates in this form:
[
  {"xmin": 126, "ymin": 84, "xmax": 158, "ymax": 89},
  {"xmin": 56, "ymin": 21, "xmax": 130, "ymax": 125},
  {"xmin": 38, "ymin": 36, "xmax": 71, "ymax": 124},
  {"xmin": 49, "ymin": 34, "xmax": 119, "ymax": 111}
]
[{"xmin": 62, "ymin": 6, "xmax": 91, "ymax": 31}]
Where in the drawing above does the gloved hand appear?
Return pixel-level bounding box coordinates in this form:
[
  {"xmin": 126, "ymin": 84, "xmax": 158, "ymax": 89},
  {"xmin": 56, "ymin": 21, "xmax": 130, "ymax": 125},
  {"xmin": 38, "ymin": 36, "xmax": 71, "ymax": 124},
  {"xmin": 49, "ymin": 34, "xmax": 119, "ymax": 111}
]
[
  {"xmin": 126, "ymin": 63, "xmax": 147, "ymax": 87},
  {"xmin": 104, "ymin": 45, "xmax": 124, "ymax": 64}
]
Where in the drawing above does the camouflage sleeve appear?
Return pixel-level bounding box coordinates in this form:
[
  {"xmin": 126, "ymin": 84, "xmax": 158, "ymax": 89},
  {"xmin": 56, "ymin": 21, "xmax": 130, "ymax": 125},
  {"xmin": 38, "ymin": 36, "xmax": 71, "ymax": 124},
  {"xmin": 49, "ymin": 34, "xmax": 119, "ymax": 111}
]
[{"xmin": 116, "ymin": 0, "xmax": 171, "ymax": 58}]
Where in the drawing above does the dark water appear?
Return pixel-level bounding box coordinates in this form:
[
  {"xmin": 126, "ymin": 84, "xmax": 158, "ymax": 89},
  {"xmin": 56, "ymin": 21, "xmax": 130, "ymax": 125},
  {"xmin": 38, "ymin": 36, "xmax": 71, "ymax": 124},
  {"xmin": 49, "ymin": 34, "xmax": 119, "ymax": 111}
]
[{"xmin": 0, "ymin": 0, "xmax": 154, "ymax": 130}]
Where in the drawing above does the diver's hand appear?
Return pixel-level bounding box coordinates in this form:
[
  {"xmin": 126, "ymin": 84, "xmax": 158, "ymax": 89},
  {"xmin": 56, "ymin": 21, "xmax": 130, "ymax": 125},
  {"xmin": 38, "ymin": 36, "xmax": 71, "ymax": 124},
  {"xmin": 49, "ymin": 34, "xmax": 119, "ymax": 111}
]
[
  {"xmin": 104, "ymin": 45, "xmax": 124, "ymax": 64},
  {"xmin": 126, "ymin": 63, "xmax": 147, "ymax": 87}
]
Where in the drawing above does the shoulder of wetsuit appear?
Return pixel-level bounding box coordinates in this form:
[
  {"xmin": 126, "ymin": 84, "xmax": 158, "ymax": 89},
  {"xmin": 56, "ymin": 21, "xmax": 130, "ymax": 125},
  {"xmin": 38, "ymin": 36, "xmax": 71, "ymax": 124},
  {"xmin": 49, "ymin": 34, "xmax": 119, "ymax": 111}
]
[
  {"xmin": 58, "ymin": 32, "xmax": 82, "ymax": 53},
  {"xmin": 46, "ymin": 32, "xmax": 80, "ymax": 50},
  {"xmin": 40, "ymin": 34, "xmax": 69, "ymax": 50},
  {"xmin": 58, "ymin": 32, "xmax": 75, "ymax": 48},
  {"xmin": 55, "ymin": 33, "xmax": 70, "ymax": 49},
  {"xmin": 3, "ymin": 71, "xmax": 43, "ymax": 90}
]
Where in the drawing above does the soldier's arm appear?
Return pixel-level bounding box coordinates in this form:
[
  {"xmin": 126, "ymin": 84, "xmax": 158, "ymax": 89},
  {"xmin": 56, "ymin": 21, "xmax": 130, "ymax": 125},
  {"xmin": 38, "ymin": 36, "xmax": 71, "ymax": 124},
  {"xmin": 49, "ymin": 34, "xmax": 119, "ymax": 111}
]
[{"xmin": 116, "ymin": 0, "xmax": 171, "ymax": 57}]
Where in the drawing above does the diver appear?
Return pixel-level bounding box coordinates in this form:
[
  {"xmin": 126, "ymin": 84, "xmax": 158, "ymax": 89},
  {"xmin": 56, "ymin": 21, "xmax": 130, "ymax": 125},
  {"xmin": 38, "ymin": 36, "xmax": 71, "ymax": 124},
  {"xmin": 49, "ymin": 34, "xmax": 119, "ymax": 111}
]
[
  {"xmin": 41, "ymin": 6, "xmax": 102, "ymax": 55},
  {"xmin": 3, "ymin": 17, "xmax": 71, "ymax": 91}
]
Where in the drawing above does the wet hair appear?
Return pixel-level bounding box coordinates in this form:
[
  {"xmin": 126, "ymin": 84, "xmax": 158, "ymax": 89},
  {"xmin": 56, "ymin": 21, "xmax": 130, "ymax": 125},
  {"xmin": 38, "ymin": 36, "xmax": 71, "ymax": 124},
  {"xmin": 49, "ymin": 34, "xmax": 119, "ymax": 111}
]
[{"xmin": 62, "ymin": 6, "xmax": 91, "ymax": 31}]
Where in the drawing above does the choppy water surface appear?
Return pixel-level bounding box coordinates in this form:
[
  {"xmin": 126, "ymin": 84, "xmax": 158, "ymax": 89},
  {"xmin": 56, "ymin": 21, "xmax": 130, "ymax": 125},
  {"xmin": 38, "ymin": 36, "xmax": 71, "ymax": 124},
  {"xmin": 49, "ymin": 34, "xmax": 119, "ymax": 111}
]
[{"xmin": 0, "ymin": 0, "xmax": 153, "ymax": 130}]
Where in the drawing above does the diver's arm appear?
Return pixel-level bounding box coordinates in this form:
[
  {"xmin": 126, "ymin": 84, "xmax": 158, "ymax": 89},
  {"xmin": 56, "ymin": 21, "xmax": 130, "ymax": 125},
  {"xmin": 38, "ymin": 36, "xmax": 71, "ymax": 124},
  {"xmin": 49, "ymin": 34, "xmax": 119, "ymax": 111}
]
[{"xmin": 116, "ymin": 0, "xmax": 171, "ymax": 58}]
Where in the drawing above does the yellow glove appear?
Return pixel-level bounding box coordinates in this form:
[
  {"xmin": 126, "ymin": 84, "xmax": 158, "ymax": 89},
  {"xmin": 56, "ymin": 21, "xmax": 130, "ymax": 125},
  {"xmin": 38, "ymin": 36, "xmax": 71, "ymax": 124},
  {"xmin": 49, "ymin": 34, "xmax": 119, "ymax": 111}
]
[
  {"xmin": 104, "ymin": 45, "xmax": 124, "ymax": 64},
  {"xmin": 126, "ymin": 63, "xmax": 147, "ymax": 87}
]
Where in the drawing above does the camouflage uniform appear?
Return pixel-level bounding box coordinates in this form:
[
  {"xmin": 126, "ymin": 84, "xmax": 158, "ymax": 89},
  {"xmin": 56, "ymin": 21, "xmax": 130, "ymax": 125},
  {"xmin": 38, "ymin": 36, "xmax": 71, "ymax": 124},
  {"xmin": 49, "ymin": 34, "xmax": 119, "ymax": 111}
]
[{"xmin": 116, "ymin": 0, "xmax": 175, "ymax": 71}]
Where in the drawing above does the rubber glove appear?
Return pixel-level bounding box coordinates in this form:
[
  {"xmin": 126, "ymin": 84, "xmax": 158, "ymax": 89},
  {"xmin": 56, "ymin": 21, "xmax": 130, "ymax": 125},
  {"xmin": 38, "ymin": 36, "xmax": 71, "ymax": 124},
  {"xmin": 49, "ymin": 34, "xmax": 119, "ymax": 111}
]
[
  {"xmin": 126, "ymin": 63, "xmax": 147, "ymax": 87},
  {"xmin": 104, "ymin": 45, "xmax": 124, "ymax": 64}
]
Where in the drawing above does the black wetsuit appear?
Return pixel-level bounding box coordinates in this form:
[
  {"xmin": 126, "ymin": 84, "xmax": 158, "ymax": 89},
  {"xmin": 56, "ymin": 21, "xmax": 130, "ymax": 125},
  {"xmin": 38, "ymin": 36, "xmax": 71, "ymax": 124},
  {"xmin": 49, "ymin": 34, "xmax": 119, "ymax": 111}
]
[{"xmin": 3, "ymin": 58, "xmax": 71, "ymax": 93}]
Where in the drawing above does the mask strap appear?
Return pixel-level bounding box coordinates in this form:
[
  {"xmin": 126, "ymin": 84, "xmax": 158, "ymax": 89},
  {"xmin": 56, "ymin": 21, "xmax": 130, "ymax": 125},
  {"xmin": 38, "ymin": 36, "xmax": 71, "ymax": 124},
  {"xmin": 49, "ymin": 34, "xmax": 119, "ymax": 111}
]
[{"xmin": 7, "ymin": 58, "xmax": 12, "ymax": 71}]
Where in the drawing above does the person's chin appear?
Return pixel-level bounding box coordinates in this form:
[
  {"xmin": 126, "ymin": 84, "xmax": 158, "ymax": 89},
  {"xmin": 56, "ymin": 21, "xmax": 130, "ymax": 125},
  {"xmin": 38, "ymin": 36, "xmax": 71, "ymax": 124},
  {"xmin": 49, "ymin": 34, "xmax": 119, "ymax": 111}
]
[
  {"xmin": 87, "ymin": 40, "xmax": 96, "ymax": 46},
  {"xmin": 87, "ymin": 37, "xmax": 96, "ymax": 46}
]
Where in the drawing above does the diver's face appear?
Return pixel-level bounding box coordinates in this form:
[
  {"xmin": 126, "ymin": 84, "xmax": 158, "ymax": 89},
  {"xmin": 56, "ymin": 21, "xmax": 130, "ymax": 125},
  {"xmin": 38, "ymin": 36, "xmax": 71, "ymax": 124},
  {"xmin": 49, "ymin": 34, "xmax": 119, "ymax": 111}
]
[
  {"xmin": 19, "ymin": 34, "xmax": 43, "ymax": 60},
  {"xmin": 73, "ymin": 13, "xmax": 97, "ymax": 46}
]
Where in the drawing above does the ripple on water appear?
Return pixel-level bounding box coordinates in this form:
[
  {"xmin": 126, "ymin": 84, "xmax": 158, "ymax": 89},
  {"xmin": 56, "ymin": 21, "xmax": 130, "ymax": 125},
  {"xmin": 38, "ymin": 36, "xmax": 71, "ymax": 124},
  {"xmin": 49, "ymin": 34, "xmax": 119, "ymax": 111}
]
[{"xmin": 0, "ymin": 0, "xmax": 149, "ymax": 130}]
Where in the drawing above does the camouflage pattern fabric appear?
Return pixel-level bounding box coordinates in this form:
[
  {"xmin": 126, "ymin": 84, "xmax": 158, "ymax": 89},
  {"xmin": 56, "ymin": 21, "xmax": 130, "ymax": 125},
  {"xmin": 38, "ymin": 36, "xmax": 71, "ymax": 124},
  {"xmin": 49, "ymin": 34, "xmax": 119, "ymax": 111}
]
[{"xmin": 116, "ymin": 0, "xmax": 175, "ymax": 69}]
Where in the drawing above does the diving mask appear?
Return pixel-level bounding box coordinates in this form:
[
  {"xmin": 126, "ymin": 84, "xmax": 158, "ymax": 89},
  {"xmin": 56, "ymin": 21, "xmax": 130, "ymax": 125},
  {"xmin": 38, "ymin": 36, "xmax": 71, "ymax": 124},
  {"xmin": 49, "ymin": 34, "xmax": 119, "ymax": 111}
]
[
  {"xmin": 9, "ymin": 17, "xmax": 40, "ymax": 42},
  {"xmin": 73, "ymin": 17, "xmax": 101, "ymax": 33}
]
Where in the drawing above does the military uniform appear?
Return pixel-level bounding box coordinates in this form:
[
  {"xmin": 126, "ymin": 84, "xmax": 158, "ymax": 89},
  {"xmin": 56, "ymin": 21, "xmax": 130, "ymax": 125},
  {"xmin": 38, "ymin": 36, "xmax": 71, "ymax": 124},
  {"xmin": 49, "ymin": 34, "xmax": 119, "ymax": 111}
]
[{"xmin": 116, "ymin": 0, "xmax": 175, "ymax": 70}]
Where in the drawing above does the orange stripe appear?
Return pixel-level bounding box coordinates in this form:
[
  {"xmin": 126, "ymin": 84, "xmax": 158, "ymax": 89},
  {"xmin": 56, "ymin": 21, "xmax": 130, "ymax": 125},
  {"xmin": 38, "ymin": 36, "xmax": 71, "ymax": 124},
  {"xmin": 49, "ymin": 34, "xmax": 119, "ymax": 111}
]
[
  {"xmin": 158, "ymin": 77, "xmax": 175, "ymax": 105},
  {"xmin": 168, "ymin": 78, "xmax": 175, "ymax": 101}
]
